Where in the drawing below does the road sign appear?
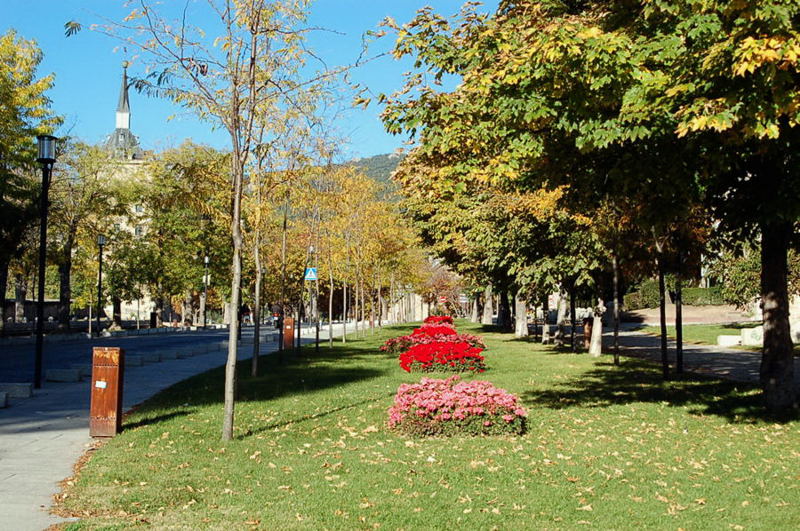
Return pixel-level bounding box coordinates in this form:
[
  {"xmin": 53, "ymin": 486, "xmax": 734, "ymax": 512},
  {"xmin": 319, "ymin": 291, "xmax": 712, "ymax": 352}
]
[
  {"xmin": 304, "ymin": 267, "xmax": 318, "ymax": 281},
  {"xmin": 458, "ymin": 294, "xmax": 468, "ymax": 304}
]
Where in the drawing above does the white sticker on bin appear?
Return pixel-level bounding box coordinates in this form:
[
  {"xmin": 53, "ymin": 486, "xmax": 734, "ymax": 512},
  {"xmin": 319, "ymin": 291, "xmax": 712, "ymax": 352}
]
[{"xmin": 95, "ymin": 380, "xmax": 107, "ymax": 389}]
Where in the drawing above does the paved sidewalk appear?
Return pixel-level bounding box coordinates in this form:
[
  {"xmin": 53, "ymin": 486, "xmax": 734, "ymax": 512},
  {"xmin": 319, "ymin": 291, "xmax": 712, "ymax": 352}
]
[
  {"xmin": 614, "ymin": 329, "xmax": 800, "ymax": 388},
  {"xmin": 0, "ymin": 321, "xmax": 368, "ymax": 531}
]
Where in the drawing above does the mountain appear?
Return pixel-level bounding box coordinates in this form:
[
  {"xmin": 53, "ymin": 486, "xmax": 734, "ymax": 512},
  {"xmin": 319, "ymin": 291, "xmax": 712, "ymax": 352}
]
[{"xmin": 347, "ymin": 153, "xmax": 404, "ymax": 191}]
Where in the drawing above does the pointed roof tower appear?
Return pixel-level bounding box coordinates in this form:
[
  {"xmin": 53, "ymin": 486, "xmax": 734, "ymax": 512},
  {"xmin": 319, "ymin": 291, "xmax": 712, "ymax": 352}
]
[
  {"xmin": 105, "ymin": 63, "xmax": 142, "ymax": 160},
  {"xmin": 117, "ymin": 66, "xmax": 130, "ymax": 116}
]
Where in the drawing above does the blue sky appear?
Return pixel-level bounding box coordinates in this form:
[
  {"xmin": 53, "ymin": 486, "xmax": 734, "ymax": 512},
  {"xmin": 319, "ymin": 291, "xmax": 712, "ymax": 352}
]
[{"xmin": 1, "ymin": 0, "xmax": 498, "ymax": 160}]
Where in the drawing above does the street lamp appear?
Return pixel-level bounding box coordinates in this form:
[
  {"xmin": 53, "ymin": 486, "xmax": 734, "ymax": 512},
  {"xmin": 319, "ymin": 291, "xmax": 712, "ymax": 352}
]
[
  {"xmin": 33, "ymin": 134, "xmax": 57, "ymax": 389},
  {"xmin": 202, "ymin": 255, "xmax": 209, "ymax": 329},
  {"xmin": 96, "ymin": 234, "xmax": 106, "ymax": 337}
]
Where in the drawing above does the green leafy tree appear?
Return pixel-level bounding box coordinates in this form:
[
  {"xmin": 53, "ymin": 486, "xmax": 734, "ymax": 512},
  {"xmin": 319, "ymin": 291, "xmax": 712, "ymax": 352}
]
[
  {"xmin": 49, "ymin": 140, "xmax": 120, "ymax": 330},
  {"xmin": 381, "ymin": 0, "xmax": 799, "ymax": 410},
  {"xmin": 0, "ymin": 29, "xmax": 60, "ymax": 334}
]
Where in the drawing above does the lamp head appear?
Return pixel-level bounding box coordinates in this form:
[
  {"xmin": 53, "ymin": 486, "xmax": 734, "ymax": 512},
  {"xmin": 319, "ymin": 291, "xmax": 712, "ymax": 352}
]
[{"xmin": 36, "ymin": 135, "xmax": 57, "ymax": 164}]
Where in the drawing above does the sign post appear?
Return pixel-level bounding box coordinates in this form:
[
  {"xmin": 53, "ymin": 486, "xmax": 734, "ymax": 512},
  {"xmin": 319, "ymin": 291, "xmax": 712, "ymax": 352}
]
[{"xmin": 304, "ymin": 267, "xmax": 317, "ymax": 281}]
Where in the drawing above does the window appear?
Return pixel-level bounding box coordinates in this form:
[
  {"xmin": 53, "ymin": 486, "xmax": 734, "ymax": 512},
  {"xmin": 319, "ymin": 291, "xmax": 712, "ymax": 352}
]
[
  {"xmin": 134, "ymin": 204, "xmax": 144, "ymax": 213},
  {"xmin": 134, "ymin": 225, "xmax": 144, "ymax": 237}
]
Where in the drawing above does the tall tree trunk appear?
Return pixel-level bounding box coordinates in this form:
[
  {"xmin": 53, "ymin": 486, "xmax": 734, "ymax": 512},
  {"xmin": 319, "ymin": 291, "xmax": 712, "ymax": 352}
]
[
  {"xmin": 354, "ymin": 276, "xmax": 360, "ymax": 337},
  {"xmin": 589, "ymin": 297, "xmax": 605, "ymax": 357},
  {"xmin": 612, "ymin": 254, "xmax": 620, "ymax": 366},
  {"xmin": 329, "ymin": 264, "xmax": 334, "ymax": 348},
  {"xmin": 514, "ymin": 291, "xmax": 528, "ymax": 338},
  {"xmin": 569, "ymin": 286, "xmax": 577, "ymax": 352},
  {"xmin": 370, "ymin": 275, "xmax": 376, "ymax": 334},
  {"xmin": 555, "ymin": 290, "xmax": 567, "ymax": 347},
  {"xmin": 498, "ymin": 290, "xmax": 512, "ymax": 331},
  {"xmin": 222, "ymin": 144, "xmax": 245, "ymax": 442},
  {"xmin": 361, "ymin": 278, "xmax": 366, "ymax": 335},
  {"xmin": 481, "ymin": 284, "xmax": 493, "ymax": 325},
  {"xmin": 57, "ymin": 235, "xmax": 74, "ymax": 331},
  {"xmin": 541, "ymin": 295, "xmax": 550, "ymax": 345},
  {"xmin": 760, "ymin": 220, "xmax": 796, "ymax": 411},
  {"xmin": 156, "ymin": 294, "xmax": 165, "ymax": 327},
  {"xmin": 112, "ymin": 296, "xmax": 123, "ymax": 328},
  {"xmin": 199, "ymin": 289, "xmax": 206, "ymax": 328},
  {"xmin": 389, "ymin": 274, "xmax": 395, "ymax": 324},
  {"xmin": 342, "ymin": 282, "xmax": 348, "ymax": 344},
  {"xmin": 15, "ymin": 273, "xmax": 26, "ymax": 323},
  {"xmin": 278, "ymin": 195, "xmax": 288, "ymax": 360},
  {"xmin": 252, "ymin": 239, "xmax": 262, "ymax": 378},
  {"xmin": 675, "ymin": 249, "xmax": 683, "ymax": 374},
  {"xmin": 658, "ymin": 254, "xmax": 669, "ymax": 379},
  {"xmin": 296, "ymin": 301, "xmax": 302, "ymax": 350},
  {"xmin": 0, "ymin": 258, "xmax": 8, "ymax": 337}
]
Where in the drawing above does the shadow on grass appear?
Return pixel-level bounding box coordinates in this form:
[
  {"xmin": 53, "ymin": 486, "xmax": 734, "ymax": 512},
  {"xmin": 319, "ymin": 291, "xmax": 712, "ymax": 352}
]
[
  {"xmin": 478, "ymin": 324, "xmax": 513, "ymax": 334},
  {"xmin": 239, "ymin": 394, "xmax": 394, "ymax": 440},
  {"xmin": 521, "ymin": 358, "xmax": 798, "ymax": 424},
  {"xmin": 123, "ymin": 410, "xmax": 194, "ymax": 431},
  {"xmin": 127, "ymin": 342, "xmax": 393, "ymax": 417}
]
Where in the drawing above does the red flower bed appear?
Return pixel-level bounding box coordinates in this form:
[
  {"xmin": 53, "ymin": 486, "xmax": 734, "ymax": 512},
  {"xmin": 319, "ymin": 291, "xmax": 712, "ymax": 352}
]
[
  {"xmin": 380, "ymin": 333, "xmax": 487, "ymax": 354},
  {"xmin": 411, "ymin": 323, "xmax": 456, "ymax": 337},
  {"xmin": 424, "ymin": 315, "xmax": 454, "ymax": 325},
  {"xmin": 399, "ymin": 341, "xmax": 486, "ymax": 373}
]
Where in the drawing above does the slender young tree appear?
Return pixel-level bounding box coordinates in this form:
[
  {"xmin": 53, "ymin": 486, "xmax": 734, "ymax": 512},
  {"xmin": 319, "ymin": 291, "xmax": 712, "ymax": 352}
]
[{"xmin": 69, "ymin": 0, "xmax": 340, "ymax": 438}]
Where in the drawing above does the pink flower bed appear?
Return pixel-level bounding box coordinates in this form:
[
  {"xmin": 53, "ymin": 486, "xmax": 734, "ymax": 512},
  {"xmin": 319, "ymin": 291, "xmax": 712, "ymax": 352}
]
[{"xmin": 388, "ymin": 375, "xmax": 527, "ymax": 436}]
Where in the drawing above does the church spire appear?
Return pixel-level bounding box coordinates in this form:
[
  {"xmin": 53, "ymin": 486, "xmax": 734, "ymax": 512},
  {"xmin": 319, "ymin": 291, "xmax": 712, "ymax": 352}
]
[
  {"xmin": 105, "ymin": 63, "xmax": 142, "ymax": 160},
  {"xmin": 115, "ymin": 64, "xmax": 131, "ymax": 129}
]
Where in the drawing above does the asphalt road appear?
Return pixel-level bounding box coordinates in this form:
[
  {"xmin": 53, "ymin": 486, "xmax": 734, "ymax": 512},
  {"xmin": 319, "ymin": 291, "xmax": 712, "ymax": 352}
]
[{"xmin": 0, "ymin": 326, "xmax": 280, "ymax": 384}]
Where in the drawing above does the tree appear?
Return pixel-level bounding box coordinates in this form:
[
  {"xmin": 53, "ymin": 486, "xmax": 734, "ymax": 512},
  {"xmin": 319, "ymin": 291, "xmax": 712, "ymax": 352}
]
[
  {"xmin": 0, "ymin": 29, "xmax": 60, "ymax": 335},
  {"xmin": 48, "ymin": 141, "xmax": 120, "ymax": 330},
  {"xmin": 133, "ymin": 142, "xmax": 230, "ymax": 326},
  {"xmin": 71, "ymin": 0, "xmax": 341, "ymax": 438},
  {"xmin": 381, "ymin": 0, "xmax": 800, "ymax": 410}
]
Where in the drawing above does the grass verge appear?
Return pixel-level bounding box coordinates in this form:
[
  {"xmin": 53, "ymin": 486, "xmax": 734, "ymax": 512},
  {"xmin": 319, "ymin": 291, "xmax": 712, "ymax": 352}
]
[
  {"xmin": 57, "ymin": 321, "xmax": 799, "ymax": 529},
  {"xmin": 641, "ymin": 323, "xmax": 759, "ymax": 346},
  {"xmin": 641, "ymin": 322, "xmax": 800, "ymax": 355}
]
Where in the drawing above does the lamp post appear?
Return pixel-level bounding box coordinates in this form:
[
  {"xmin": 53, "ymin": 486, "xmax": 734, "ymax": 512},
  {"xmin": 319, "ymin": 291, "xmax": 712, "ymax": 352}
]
[
  {"xmin": 202, "ymin": 255, "xmax": 209, "ymax": 329},
  {"xmin": 33, "ymin": 135, "xmax": 57, "ymax": 389},
  {"xmin": 96, "ymin": 234, "xmax": 106, "ymax": 337}
]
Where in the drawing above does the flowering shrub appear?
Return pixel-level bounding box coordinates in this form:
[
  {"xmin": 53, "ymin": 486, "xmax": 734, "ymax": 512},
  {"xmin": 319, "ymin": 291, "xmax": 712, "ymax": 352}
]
[
  {"xmin": 388, "ymin": 375, "xmax": 526, "ymax": 436},
  {"xmin": 380, "ymin": 332, "xmax": 487, "ymax": 354},
  {"xmin": 398, "ymin": 341, "xmax": 486, "ymax": 373},
  {"xmin": 424, "ymin": 315, "xmax": 454, "ymax": 325},
  {"xmin": 412, "ymin": 323, "xmax": 456, "ymax": 337}
]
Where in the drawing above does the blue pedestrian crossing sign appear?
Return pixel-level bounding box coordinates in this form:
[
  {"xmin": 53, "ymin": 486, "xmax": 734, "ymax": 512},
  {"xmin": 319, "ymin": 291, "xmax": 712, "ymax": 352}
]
[{"xmin": 304, "ymin": 267, "xmax": 318, "ymax": 281}]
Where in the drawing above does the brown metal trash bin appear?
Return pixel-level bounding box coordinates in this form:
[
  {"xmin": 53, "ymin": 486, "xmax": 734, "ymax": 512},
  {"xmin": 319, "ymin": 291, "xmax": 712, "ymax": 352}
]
[
  {"xmin": 90, "ymin": 347, "xmax": 125, "ymax": 437},
  {"xmin": 583, "ymin": 318, "xmax": 592, "ymax": 349},
  {"xmin": 283, "ymin": 317, "xmax": 295, "ymax": 351}
]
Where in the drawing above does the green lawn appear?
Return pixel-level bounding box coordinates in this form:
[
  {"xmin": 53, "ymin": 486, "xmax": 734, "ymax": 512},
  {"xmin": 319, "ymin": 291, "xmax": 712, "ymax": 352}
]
[
  {"xmin": 58, "ymin": 321, "xmax": 800, "ymax": 529},
  {"xmin": 640, "ymin": 322, "xmax": 800, "ymax": 356},
  {"xmin": 641, "ymin": 323, "xmax": 760, "ymax": 346}
]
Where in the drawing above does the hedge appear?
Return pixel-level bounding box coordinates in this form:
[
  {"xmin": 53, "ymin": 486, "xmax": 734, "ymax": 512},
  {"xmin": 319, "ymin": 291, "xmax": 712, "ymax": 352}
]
[{"xmin": 624, "ymin": 284, "xmax": 725, "ymax": 310}]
